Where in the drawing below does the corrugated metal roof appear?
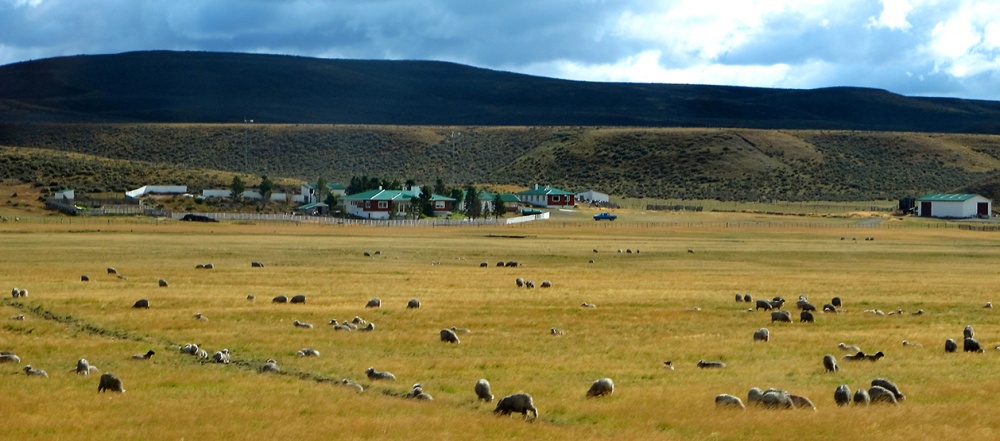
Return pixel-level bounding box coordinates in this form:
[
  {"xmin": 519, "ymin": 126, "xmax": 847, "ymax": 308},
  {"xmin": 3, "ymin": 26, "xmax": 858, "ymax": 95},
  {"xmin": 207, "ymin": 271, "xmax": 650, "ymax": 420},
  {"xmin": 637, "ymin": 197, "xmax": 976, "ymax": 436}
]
[
  {"xmin": 518, "ymin": 186, "xmax": 574, "ymax": 196},
  {"xmin": 917, "ymin": 193, "xmax": 980, "ymax": 202},
  {"xmin": 343, "ymin": 189, "xmax": 454, "ymax": 202}
]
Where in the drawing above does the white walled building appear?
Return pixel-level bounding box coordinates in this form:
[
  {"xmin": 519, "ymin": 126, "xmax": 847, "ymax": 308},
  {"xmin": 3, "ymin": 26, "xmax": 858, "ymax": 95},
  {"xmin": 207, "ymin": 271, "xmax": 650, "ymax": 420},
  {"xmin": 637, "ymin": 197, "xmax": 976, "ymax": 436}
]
[{"xmin": 916, "ymin": 193, "xmax": 991, "ymax": 219}]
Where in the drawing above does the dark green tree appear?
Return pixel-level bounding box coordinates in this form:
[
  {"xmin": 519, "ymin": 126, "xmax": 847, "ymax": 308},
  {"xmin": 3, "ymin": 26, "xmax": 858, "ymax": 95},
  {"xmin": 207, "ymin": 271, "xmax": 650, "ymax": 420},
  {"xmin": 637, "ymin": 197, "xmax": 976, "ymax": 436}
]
[
  {"xmin": 450, "ymin": 188, "xmax": 465, "ymax": 211},
  {"xmin": 315, "ymin": 177, "xmax": 328, "ymax": 204},
  {"xmin": 259, "ymin": 175, "xmax": 274, "ymax": 200},
  {"xmin": 324, "ymin": 192, "xmax": 338, "ymax": 208},
  {"xmin": 493, "ymin": 194, "xmax": 506, "ymax": 218},
  {"xmin": 434, "ymin": 178, "xmax": 447, "ymax": 196},
  {"xmin": 420, "ymin": 186, "xmax": 434, "ymax": 217},
  {"xmin": 230, "ymin": 175, "xmax": 245, "ymax": 201},
  {"xmin": 407, "ymin": 196, "xmax": 422, "ymax": 219},
  {"xmin": 464, "ymin": 186, "xmax": 481, "ymax": 219}
]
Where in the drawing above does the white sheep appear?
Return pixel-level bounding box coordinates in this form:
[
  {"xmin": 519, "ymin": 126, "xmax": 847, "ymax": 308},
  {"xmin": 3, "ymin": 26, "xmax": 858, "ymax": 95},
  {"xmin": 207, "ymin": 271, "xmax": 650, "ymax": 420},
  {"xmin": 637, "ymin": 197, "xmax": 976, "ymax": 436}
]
[
  {"xmin": 23, "ymin": 365, "xmax": 48, "ymax": 378},
  {"xmin": 586, "ymin": 378, "xmax": 614, "ymax": 397},
  {"xmin": 296, "ymin": 348, "xmax": 320, "ymax": 357},
  {"xmin": 75, "ymin": 358, "xmax": 98, "ymax": 375},
  {"xmin": 715, "ymin": 394, "xmax": 746, "ymax": 409},
  {"xmin": 365, "ymin": 367, "xmax": 396, "ymax": 381},
  {"xmin": 259, "ymin": 359, "xmax": 280, "ymax": 373},
  {"xmin": 440, "ymin": 328, "xmax": 460, "ymax": 344},
  {"xmin": 475, "ymin": 379, "xmax": 494, "ymax": 402},
  {"xmin": 212, "ymin": 349, "xmax": 231, "ymax": 364}
]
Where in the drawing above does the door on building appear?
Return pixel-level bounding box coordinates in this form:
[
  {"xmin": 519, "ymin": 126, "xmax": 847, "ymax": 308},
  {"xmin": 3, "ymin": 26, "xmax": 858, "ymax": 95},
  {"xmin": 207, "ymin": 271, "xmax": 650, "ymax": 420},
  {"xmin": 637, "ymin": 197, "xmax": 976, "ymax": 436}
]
[
  {"xmin": 977, "ymin": 202, "xmax": 989, "ymax": 218},
  {"xmin": 920, "ymin": 201, "xmax": 932, "ymax": 217}
]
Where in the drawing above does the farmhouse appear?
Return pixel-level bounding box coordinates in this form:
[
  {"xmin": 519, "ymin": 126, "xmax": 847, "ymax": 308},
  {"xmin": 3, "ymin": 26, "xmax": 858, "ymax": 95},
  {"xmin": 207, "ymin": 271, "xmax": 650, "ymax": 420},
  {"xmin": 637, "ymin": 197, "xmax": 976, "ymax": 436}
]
[
  {"xmin": 518, "ymin": 185, "xmax": 575, "ymax": 208},
  {"xmin": 915, "ymin": 193, "xmax": 991, "ymax": 219},
  {"xmin": 497, "ymin": 193, "xmax": 522, "ymax": 212},
  {"xmin": 343, "ymin": 188, "xmax": 455, "ymax": 219}
]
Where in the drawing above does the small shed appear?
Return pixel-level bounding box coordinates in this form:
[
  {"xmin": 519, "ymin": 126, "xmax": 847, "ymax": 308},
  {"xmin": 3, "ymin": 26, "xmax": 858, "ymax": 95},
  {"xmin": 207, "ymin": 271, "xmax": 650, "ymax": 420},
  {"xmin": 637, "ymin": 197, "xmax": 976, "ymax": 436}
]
[
  {"xmin": 916, "ymin": 193, "xmax": 991, "ymax": 219},
  {"xmin": 295, "ymin": 202, "xmax": 329, "ymax": 216},
  {"xmin": 54, "ymin": 188, "xmax": 75, "ymax": 200},
  {"xmin": 576, "ymin": 189, "xmax": 610, "ymax": 204}
]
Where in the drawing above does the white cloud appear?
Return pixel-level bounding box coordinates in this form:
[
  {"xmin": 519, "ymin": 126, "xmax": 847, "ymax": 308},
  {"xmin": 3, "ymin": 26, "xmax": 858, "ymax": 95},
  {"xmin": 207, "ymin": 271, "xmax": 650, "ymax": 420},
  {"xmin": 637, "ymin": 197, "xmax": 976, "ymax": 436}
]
[
  {"xmin": 922, "ymin": 1, "xmax": 1000, "ymax": 79},
  {"xmin": 867, "ymin": 0, "xmax": 913, "ymax": 31}
]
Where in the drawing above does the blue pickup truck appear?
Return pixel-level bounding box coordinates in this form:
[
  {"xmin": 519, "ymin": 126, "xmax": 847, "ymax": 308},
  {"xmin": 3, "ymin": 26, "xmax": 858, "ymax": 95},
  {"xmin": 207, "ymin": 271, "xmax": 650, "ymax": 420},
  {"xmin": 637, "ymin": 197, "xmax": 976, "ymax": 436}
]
[{"xmin": 593, "ymin": 212, "xmax": 617, "ymax": 221}]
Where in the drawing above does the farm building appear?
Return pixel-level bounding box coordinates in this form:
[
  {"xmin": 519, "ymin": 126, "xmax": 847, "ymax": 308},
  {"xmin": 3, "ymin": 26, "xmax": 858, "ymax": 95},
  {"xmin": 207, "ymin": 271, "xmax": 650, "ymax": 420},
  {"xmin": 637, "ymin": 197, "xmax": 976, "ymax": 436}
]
[
  {"xmin": 126, "ymin": 185, "xmax": 187, "ymax": 198},
  {"xmin": 343, "ymin": 188, "xmax": 455, "ymax": 219},
  {"xmin": 53, "ymin": 188, "xmax": 75, "ymax": 200},
  {"xmin": 915, "ymin": 193, "xmax": 991, "ymax": 219},
  {"xmin": 299, "ymin": 182, "xmax": 348, "ymax": 204},
  {"xmin": 518, "ymin": 185, "xmax": 575, "ymax": 208},
  {"xmin": 576, "ymin": 189, "xmax": 609, "ymax": 204},
  {"xmin": 295, "ymin": 202, "xmax": 329, "ymax": 216}
]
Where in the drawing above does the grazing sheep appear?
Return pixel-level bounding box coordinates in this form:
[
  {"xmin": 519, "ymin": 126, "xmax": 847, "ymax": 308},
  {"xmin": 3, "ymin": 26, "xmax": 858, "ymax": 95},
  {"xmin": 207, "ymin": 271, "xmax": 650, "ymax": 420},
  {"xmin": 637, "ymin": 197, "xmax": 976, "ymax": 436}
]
[
  {"xmin": 864, "ymin": 351, "xmax": 885, "ymax": 362},
  {"xmin": 911, "ymin": 309, "xmax": 925, "ymax": 315},
  {"xmin": 293, "ymin": 320, "xmax": 314, "ymax": 329},
  {"xmin": 494, "ymin": 393, "xmax": 538, "ymax": 420},
  {"xmin": 964, "ymin": 325, "xmax": 975, "ymax": 339},
  {"xmin": 365, "ymin": 298, "xmax": 381, "ymax": 308},
  {"xmin": 715, "ymin": 394, "xmax": 746, "ymax": 409},
  {"xmin": 524, "ymin": 280, "xmax": 535, "ymax": 289},
  {"xmin": 868, "ymin": 386, "xmax": 898, "ymax": 404},
  {"xmin": 853, "ymin": 388, "xmax": 871, "ymax": 405},
  {"xmin": 823, "ymin": 354, "xmax": 838, "ymax": 372},
  {"xmin": 771, "ymin": 310, "xmax": 792, "ymax": 323},
  {"xmin": 838, "ymin": 343, "xmax": 861, "ymax": 352},
  {"xmin": 9, "ymin": 314, "xmax": 24, "ymax": 320},
  {"xmin": 132, "ymin": 350, "xmax": 155, "ymax": 360},
  {"xmin": 364, "ymin": 251, "xmax": 371, "ymax": 257},
  {"xmin": 352, "ymin": 316, "xmax": 367, "ymax": 326},
  {"xmin": 246, "ymin": 294, "xmax": 255, "ymax": 301},
  {"xmin": 753, "ymin": 328, "xmax": 770, "ymax": 342},
  {"xmin": 81, "ymin": 275, "xmax": 90, "ymax": 282},
  {"xmin": 23, "ymin": 365, "xmax": 48, "ymax": 378},
  {"xmin": 296, "ymin": 348, "xmax": 320, "ymax": 357},
  {"xmin": 341, "ymin": 379, "xmax": 364, "ymax": 393},
  {"xmin": 212, "ymin": 349, "xmax": 231, "ymax": 364},
  {"xmin": 404, "ymin": 383, "xmax": 434, "ymax": 400},
  {"xmin": 697, "ymin": 360, "xmax": 726, "ymax": 369},
  {"xmin": 755, "ymin": 299, "xmax": 773, "ymax": 311},
  {"xmin": 11, "ymin": 287, "xmax": 20, "ymax": 298},
  {"xmin": 964, "ymin": 337, "xmax": 983, "ymax": 353},
  {"xmin": 290, "ymin": 294, "xmax": 307, "ymax": 304},
  {"xmin": 251, "ymin": 261, "xmax": 265, "ymax": 268},
  {"xmin": 550, "ymin": 328, "xmax": 565, "ymax": 336},
  {"xmin": 834, "ymin": 384, "xmax": 851, "ymax": 406},
  {"xmin": 735, "ymin": 294, "xmax": 744, "ymax": 302},
  {"xmin": 193, "ymin": 313, "xmax": 208, "ymax": 321},
  {"xmin": 365, "ymin": 367, "xmax": 396, "ymax": 381},
  {"xmin": 871, "ymin": 378, "xmax": 904, "ymax": 401},
  {"xmin": 984, "ymin": 301, "xmax": 992, "ymax": 309},
  {"xmin": 581, "ymin": 302, "xmax": 597, "ymax": 308},
  {"xmin": 496, "ymin": 261, "xmax": 505, "ymax": 267},
  {"xmin": 662, "ymin": 360, "xmax": 674, "ymax": 370},
  {"xmin": 107, "ymin": 267, "xmax": 117, "ymax": 274},
  {"xmin": 158, "ymin": 279, "xmax": 169, "ymax": 287},
  {"xmin": 540, "ymin": 281, "xmax": 552, "ymax": 288},
  {"xmin": 98, "ymin": 373, "xmax": 125, "ymax": 393},
  {"xmin": 795, "ymin": 298, "xmax": 814, "ymax": 310},
  {"xmin": 440, "ymin": 328, "xmax": 461, "ymax": 344},
  {"xmin": 586, "ymin": 378, "xmax": 615, "ymax": 397},
  {"xmin": 789, "ymin": 394, "xmax": 816, "ymax": 410},
  {"xmin": 800, "ymin": 310, "xmax": 815, "ymax": 323},
  {"xmin": 831, "ymin": 297, "xmax": 842, "ymax": 308},
  {"xmin": 450, "ymin": 326, "xmax": 472, "ymax": 334},
  {"xmin": 259, "ymin": 359, "xmax": 279, "ymax": 373},
  {"xmin": 747, "ymin": 387, "xmax": 764, "ymax": 406},
  {"xmin": 843, "ymin": 351, "xmax": 867, "ymax": 361},
  {"xmin": 132, "ymin": 299, "xmax": 150, "ymax": 309},
  {"xmin": 180, "ymin": 343, "xmax": 198, "ymax": 355},
  {"xmin": 945, "ymin": 338, "xmax": 958, "ymax": 353},
  {"xmin": 743, "ymin": 294, "xmax": 752, "ymax": 302},
  {"xmin": 822, "ymin": 304, "xmax": 838, "ymax": 312},
  {"xmin": 272, "ymin": 295, "xmax": 288, "ymax": 303},
  {"xmin": 75, "ymin": 359, "xmax": 98, "ymax": 375},
  {"xmin": 480, "ymin": 262, "xmax": 488, "ymax": 267},
  {"xmin": 505, "ymin": 261, "xmax": 519, "ymax": 268},
  {"xmin": 374, "ymin": 251, "xmax": 381, "ymax": 255},
  {"xmin": 358, "ymin": 323, "xmax": 375, "ymax": 332},
  {"xmin": 475, "ymin": 379, "xmax": 494, "ymax": 402},
  {"xmin": 407, "ymin": 298, "xmax": 421, "ymax": 309},
  {"xmin": 760, "ymin": 388, "xmax": 794, "ymax": 409},
  {"xmin": 516, "ymin": 278, "xmax": 525, "ymax": 288}
]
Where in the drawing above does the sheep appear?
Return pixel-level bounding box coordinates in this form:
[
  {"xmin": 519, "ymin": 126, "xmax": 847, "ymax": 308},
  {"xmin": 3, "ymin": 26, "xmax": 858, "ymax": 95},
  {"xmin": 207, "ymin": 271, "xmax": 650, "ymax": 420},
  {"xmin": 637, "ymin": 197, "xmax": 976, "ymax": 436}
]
[
  {"xmin": 964, "ymin": 325, "xmax": 975, "ymax": 339},
  {"xmin": 581, "ymin": 302, "xmax": 597, "ymax": 308},
  {"xmin": 259, "ymin": 359, "xmax": 280, "ymax": 373},
  {"xmin": 475, "ymin": 379, "xmax": 494, "ymax": 402},
  {"xmin": 365, "ymin": 367, "xmax": 396, "ymax": 381},
  {"xmin": 81, "ymin": 275, "xmax": 90, "ymax": 282},
  {"xmin": 863, "ymin": 351, "xmax": 885, "ymax": 362},
  {"xmin": 132, "ymin": 299, "xmax": 150, "ymax": 309},
  {"xmin": 246, "ymin": 294, "xmax": 255, "ymax": 301},
  {"xmin": 524, "ymin": 280, "xmax": 535, "ymax": 289},
  {"xmin": 697, "ymin": 360, "xmax": 726, "ymax": 369},
  {"xmin": 272, "ymin": 295, "xmax": 288, "ymax": 303},
  {"xmin": 843, "ymin": 351, "xmax": 867, "ymax": 361},
  {"xmin": 364, "ymin": 251, "xmax": 371, "ymax": 257},
  {"xmin": 251, "ymin": 261, "xmax": 265, "ymax": 268},
  {"xmin": 132, "ymin": 350, "xmax": 155, "ymax": 360},
  {"xmin": 98, "ymin": 373, "xmax": 125, "ymax": 393},
  {"xmin": 158, "ymin": 279, "xmax": 169, "ymax": 287},
  {"xmin": 341, "ymin": 379, "xmax": 364, "ymax": 393},
  {"xmin": 550, "ymin": 328, "xmax": 565, "ymax": 336},
  {"xmin": 871, "ymin": 378, "xmax": 904, "ymax": 401},
  {"xmin": 296, "ymin": 348, "xmax": 320, "ymax": 357},
  {"xmin": 663, "ymin": 361, "xmax": 674, "ymax": 370},
  {"xmin": 193, "ymin": 313, "xmax": 208, "ymax": 321},
  {"xmin": 795, "ymin": 299, "xmax": 815, "ymax": 310},
  {"xmin": 212, "ymin": 349, "xmax": 231, "ymax": 364},
  {"xmin": 945, "ymin": 338, "xmax": 958, "ymax": 353},
  {"xmin": 330, "ymin": 320, "xmax": 353, "ymax": 331},
  {"xmin": 800, "ymin": 310, "xmax": 815, "ymax": 323},
  {"xmin": 0, "ymin": 353, "xmax": 21, "ymax": 364},
  {"xmin": 440, "ymin": 328, "xmax": 461, "ymax": 344},
  {"xmin": 450, "ymin": 326, "xmax": 472, "ymax": 334},
  {"xmin": 747, "ymin": 387, "xmax": 764, "ymax": 406},
  {"xmin": 493, "ymin": 393, "xmax": 538, "ymax": 420},
  {"xmin": 743, "ymin": 294, "xmax": 752, "ymax": 302},
  {"xmin": 902, "ymin": 340, "xmax": 922, "ymax": 347},
  {"xmin": 107, "ymin": 267, "xmax": 117, "ymax": 274},
  {"xmin": 834, "ymin": 384, "xmax": 851, "ymax": 406},
  {"xmin": 911, "ymin": 309, "xmax": 925, "ymax": 315},
  {"xmin": 753, "ymin": 328, "xmax": 770, "ymax": 342},
  {"xmin": 357, "ymin": 323, "xmax": 375, "ymax": 332},
  {"xmin": 868, "ymin": 386, "xmax": 898, "ymax": 405},
  {"xmin": 540, "ymin": 281, "xmax": 552, "ymax": 288},
  {"xmin": 789, "ymin": 394, "xmax": 816, "ymax": 410},
  {"xmin": 760, "ymin": 388, "xmax": 794, "ymax": 409},
  {"xmin": 290, "ymin": 294, "xmax": 307, "ymax": 304},
  {"xmin": 516, "ymin": 278, "xmax": 525, "ymax": 288},
  {"xmin": 9, "ymin": 314, "xmax": 24, "ymax": 320},
  {"xmin": 496, "ymin": 261, "xmax": 505, "ymax": 267},
  {"xmin": 480, "ymin": 262, "xmax": 488, "ymax": 267},
  {"xmin": 180, "ymin": 343, "xmax": 199, "ymax": 355},
  {"xmin": 352, "ymin": 316, "xmax": 367, "ymax": 326},
  {"xmin": 770, "ymin": 297, "xmax": 786, "ymax": 309},
  {"xmin": 838, "ymin": 343, "xmax": 861, "ymax": 352},
  {"xmin": 75, "ymin": 359, "xmax": 98, "ymax": 375},
  {"xmin": 853, "ymin": 388, "xmax": 871, "ymax": 405},
  {"xmin": 505, "ymin": 261, "xmax": 519, "ymax": 268},
  {"xmin": 831, "ymin": 297, "xmax": 842, "ymax": 308},
  {"xmin": 770, "ymin": 310, "xmax": 792, "ymax": 323},
  {"xmin": 964, "ymin": 337, "xmax": 983, "ymax": 353},
  {"xmin": 755, "ymin": 299, "xmax": 773, "ymax": 311},
  {"xmin": 404, "ymin": 384, "xmax": 434, "ymax": 400},
  {"xmin": 23, "ymin": 365, "xmax": 48, "ymax": 378},
  {"xmin": 735, "ymin": 294, "xmax": 744, "ymax": 302},
  {"xmin": 715, "ymin": 394, "xmax": 746, "ymax": 409},
  {"xmin": 365, "ymin": 298, "xmax": 381, "ymax": 308},
  {"xmin": 823, "ymin": 354, "xmax": 838, "ymax": 372},
  {"xmin": 406, "ymin": 298, "xmax": 421, "ymax": 309},
  {"xmin": 821, "ymin": 304, "xmax": 837, "ymax": 313},
  {"xmin": 293, "ymin": 320, "xmax": 314, "ymax": 329},
  {"xmin": 984, "ymin": 301, "xmax": 993, "ymax": 309},
  {"xmin": 586, "ymin": 378, "xmax": 615, "ymax": 397}
]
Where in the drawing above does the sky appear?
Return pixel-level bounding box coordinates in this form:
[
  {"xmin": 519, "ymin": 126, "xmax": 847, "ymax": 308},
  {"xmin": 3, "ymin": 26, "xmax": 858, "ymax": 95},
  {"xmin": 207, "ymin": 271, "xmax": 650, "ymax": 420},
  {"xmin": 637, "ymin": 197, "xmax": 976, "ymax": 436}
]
[{"xmin": 2, "ymin": 0, "xmax": 999, "ymax": 100}]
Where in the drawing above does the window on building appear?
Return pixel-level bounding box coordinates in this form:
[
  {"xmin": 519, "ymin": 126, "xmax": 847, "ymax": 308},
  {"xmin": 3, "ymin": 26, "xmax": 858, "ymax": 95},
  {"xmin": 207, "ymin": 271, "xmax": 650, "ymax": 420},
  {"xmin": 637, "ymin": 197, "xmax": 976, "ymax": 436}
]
[
  {"xmin": 435, "ymin": 201, "xmax": 445, "ymax": 209},
  {"xmin": 378, "ymin": 201, "xmax": 388, "ymax": 209},
  {"xmin": 552, "ymin": 195, "xmax": 561, "ymax": 202},
  {"xmin": 364, "ymin": 201, "xmax": 371, "ymax": 209}
]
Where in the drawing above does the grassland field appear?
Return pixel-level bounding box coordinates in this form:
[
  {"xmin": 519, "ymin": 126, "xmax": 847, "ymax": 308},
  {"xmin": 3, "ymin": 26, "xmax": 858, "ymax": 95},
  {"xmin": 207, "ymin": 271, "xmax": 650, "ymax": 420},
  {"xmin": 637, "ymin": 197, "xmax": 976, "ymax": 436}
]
[{"xmin": 1, "ymin": 211, "xmax": 1000, "ymax": 441}]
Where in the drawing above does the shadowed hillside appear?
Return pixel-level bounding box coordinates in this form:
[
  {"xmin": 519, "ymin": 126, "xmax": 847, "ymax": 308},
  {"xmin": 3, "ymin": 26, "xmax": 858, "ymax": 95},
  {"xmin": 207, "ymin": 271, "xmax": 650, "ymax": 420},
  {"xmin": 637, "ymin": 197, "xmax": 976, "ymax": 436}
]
[{"xmin": 2, "ymin": 51, "xmax": 1000, "ymax": 132}]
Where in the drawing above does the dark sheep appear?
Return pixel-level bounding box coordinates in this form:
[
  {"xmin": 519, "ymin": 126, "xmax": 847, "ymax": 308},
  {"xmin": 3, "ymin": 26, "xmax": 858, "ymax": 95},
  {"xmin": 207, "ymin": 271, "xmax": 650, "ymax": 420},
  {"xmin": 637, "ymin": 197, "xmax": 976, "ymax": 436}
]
[
  {"xmin": 540, "ymin": 281, "xmax": 552, "ymax": 288},
  {"xmin": 760, "ymin": 388, "xmax": 794, "ymax": 409},
  {"xmin": 23, "ymin": 365, "xmax": 48, "ymax": 378},
  {"xmin": 747, "ymin": 387, "xmax": 764, "ymax": 406},
  {"xmin": 98, "ymin": 373, "xmax": 125, "ymax": 393},
  {"xmin": 505, "ymin": 261, "xmax": 519, "ymax": 267},
  {"xmin": 251, "ymin": 261, "xmax": 265, "ymax": 268},
  {"xmin": 246, "ymin": 294, "xmax": 255, "ymax": 301},
  {"xmin": 365, "ymin": 298, "xmax": 381, "ymax": 308},
  {"xmin": 697, "ymin": 360, "xmax": 726, "ymax": 369},
  {"xmin": 771, "ymin": 310, "xmax": 792, "ymax": 323},
  {"xmin": 364, "ymin": 251, "xmax": 371, "ymax": 257},
  {"xmin": 853, "ymin": 388, "xmax": 871, "ymax": 405},
  {"xmin": 158, "ymin": 279, "xmax": 169, "ymax": 287},
  {"xmin": 496, "ymin": 261, "xmax": 505, "ymax": 267},
  {"xmin": 440, "ymin": 328, "xmax": 460, "ymax": 344},
  {"xmin": 868, "ymin": 386, "xmax": 898, "ymax": 404},
  {"xmin": 475, "ymin": 379, "xmax": 494, "ymax": 402},
  {"xmin": 753, "ymin": 328, "xmax": 769, "ymax": 342},
  {"xmin": 843, "ymin": 351, "xmax": 867, "ymax": 361},
  {"xmin": 945, "ymin": 338, "xmax": 958, "ymax": 353},
  {"xmin": 81, "ymin": 275, "xmax": 90, "ymax": 282},
  {"xmin": 407, "ymin": 298, "xmax": 421, "ymax": 309},
  {"xmin": 964, "ymin": 337, "xmax": 983, "ymax": 353},
  {"xmin": 290, "ymin": 294, "xmax": 307, "ymax": 304},
  {"xmin": 834, "ymin": 384, "xmax": 851, "ymax": 406},
  {"xmin": 525, "ymin": 281, "xmax": 535, "ymax": 289},
  {"xmin": 107, "ymin": 267, "xmax": 117, "ymax": 274},
  {"xmin": 863, "ymin": 351, "xmax": 885, "ymax": 362},
  {"xmin": 715, "ymin": 394, "xmax": 746, "ymax": 409},
  {"xmin": 272, "ymin": 295, "xmax": 288, "ymax": 303},
  {"xmin": 822, "ymin": 304, "xmax": 837, "ymax": 312},
  {"xmin": 480, "ymin": 262, "xmax": 488, "ymax": 267},
  {"xmin": 516, "ymin": 278, "xmax": 525, "ymax": 288},
  {"xmin": 586, "ymin": 378, "xmax": 614, "ymax": 397},
  {"xmin": 832, "ymin": 297, "xmax": 842, "ymax": 307},
  {"xmin": 735, "ymin": 294, "xmax": 743, "ymax": 302},
  {"xmin": 755, "ymin": 299, "xmax": 773, "ymax": 311},
  {"xmin": 743, "ymin": 294, "xmax": 752, "ymax": 302},
  {"xmin": 871, "ymin": 378, "xmax": 904, "ymax": 401},
  {"xmin": 800, "ymin": 310, "xmax": 815, "ymax": 323},
  {"xmin": 131, "ymin": 350, "xmax": 155, "ymax": 360},
  {"xmin": 964, "ymin": 325, "xmax": 975, "ymax": 339},
  {"xmin": 494, "ymin": 393, "xmax": 538, "ymax": 420},
  {"xmin": 132, "ymin": 299, "xmax": 150, "ymax": 309},
  {"xmin": 823, "ymin": 354, "xmax": 838, "ymax": 372}
]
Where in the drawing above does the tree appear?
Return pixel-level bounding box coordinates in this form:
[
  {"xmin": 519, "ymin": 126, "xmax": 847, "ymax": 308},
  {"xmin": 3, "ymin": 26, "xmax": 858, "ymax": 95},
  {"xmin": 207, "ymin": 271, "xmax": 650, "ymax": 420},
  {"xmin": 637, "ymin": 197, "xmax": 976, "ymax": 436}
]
[
  {"xmin": 434, "ymin": 178, "xmax": 447, "ymax": 197},
  {"xmin": 230, "ymin": 175, "xmax": 245, "ymax": 201},
  {"xmin": 324, "ymin": 192, "xmax": 338, "ymax": 208},
  {"xmin": 259, "ymin": 175, "xmax": 274, "ymax": 200},
  {"xmin": 407, "ymin": 196, "xmax": 422, "ymax": 219},
  {"xmin": 450, "ymin": 188, "xmax": 465, "ymax": 212},
  {"xmin": 315, "ymin": 177, "xmax": 328, "ymax": 204},
  {"xmin": 493, "ymin": 194, "xmax": 506, "ymax": 218},
  {"xmin": 420, "ymin": 186, "xmax": 434, "ymax": 217},
  {"xmin": 464, "ymin": 185, "xmax": 481, "ymax": 219}
]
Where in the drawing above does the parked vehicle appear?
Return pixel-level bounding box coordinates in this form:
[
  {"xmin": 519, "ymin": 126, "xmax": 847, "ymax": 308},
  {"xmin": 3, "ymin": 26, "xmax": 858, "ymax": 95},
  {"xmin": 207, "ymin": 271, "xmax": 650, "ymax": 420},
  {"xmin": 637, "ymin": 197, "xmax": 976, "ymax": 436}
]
[{"xmin": 593, "ymin": 212, "xmax": 617, "ymax": 221}]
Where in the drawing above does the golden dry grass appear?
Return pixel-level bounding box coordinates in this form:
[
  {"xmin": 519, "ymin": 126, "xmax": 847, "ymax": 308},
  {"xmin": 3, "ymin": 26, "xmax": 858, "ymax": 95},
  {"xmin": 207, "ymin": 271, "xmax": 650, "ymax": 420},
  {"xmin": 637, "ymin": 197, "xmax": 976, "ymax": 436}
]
[{"xmin": 1, "ymin": 216, "xmax": 1000, "ymax": 440}]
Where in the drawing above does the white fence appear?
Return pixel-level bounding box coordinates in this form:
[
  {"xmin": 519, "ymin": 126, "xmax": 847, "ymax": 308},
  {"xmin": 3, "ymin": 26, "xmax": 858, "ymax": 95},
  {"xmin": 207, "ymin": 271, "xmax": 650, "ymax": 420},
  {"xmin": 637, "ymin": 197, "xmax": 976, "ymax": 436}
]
[
  {"xmin": 504, "ymin": 212, "xmax": 550, "ymax": 224},
  {"xmin": 169, "ymin": 211, "xmax": 549, "ymax": 226}
]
